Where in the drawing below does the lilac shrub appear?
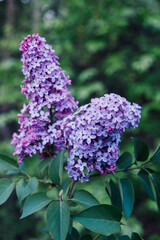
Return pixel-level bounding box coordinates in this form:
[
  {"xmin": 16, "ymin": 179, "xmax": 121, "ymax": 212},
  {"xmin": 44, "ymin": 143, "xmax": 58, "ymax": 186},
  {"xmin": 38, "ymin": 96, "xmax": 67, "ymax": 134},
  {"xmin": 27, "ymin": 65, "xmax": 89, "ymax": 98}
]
[
  {"xmin": 11, "ymin": 34, "xmax": 78, "ymax": 163},
  {"xmin": 51, "ymin": 93, "xmax": 141, "ymax": 182},
  {"xmin": 1, "ymin": 34, "xmax": 159, "ymax": 240}
]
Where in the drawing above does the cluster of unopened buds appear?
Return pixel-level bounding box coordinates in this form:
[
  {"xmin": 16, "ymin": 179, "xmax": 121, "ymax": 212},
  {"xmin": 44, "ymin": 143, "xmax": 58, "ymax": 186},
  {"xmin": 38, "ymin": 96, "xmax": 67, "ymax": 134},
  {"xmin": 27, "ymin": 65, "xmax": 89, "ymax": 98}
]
[{"xmin": 12, "ymin": 34, "xmax": 141, "ymax": 182}]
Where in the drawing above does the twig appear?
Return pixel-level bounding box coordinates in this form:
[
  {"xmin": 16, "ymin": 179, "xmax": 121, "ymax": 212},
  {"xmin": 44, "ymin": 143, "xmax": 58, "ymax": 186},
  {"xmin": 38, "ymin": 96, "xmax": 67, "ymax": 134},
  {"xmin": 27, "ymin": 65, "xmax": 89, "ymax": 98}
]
[
  {"xmin": 21, "ymin": 171, "xmax": 31, "ymax": 179},
  {"xmin": 89, "ymin": 159, "xmax": 152, "ymax": 179},
  {"xmin": 37, "ymin": 179, "xmax": 52, "ymax": 184},
  {"xmin": 66, "ymin": 179, "xmax": 75, "ymax": 200},
  {"xmin": 50, "ymin": 232, "xmax": 55, "ymax": 239},
  {"xmin": 93, "ymin": 233, "xmax": 101, "ymax": 240},
  {"xmin": 115, "ymin": 159, "xmax": 152, "ymax": 173}
]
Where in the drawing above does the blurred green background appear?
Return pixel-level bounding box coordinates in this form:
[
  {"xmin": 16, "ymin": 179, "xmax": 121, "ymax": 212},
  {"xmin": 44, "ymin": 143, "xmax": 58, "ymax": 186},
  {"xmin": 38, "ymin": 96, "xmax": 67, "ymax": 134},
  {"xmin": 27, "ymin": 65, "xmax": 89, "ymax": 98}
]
[{"xmin": 0, "ymin": 0, "xmax": 160, "ymax": 239}]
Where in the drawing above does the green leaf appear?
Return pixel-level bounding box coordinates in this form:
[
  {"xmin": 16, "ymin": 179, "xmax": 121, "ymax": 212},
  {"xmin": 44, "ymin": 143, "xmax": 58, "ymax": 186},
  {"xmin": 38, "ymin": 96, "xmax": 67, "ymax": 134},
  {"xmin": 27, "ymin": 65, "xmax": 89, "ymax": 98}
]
[
  {"xmin": 138, "ymin": 170, "xmax": 155, "ymax": 201},
  {"xmin": 39, "ymin": 157, "xmax": 51, "ymax": 172},
  {"xmin": 0, "ymin": 154, "xmax": 18, "ymax": 171},
  {"xmin": 80, "ymin": 235, "xmax": 92, "ymax": 240},
  {"xmin": 28, "ymin": 239, "xmax": 37, "ymax": 240},
  {"xmin": 62, "ymin": 179, "xmax": 70, "ymax": 195},
  {"xmin": 73, "ymin": 204, "xmax": 122, "ymax": 236},
  {"xmin": 49, "ymin": 150, "xmax": 65, "ymax": 185},
  {"xmin": 107, "ymin": 235, "xmax": 117, "ymax": 240},
  {"xmin": 117, "ymin": 152, "xmax": 133, "ymax": 170},
  {"xmin": 68, "ymin": 218, "xmax": 73, "ymax": 235},
  {"xmin": 131, "ymin": 138, "xmax": 149, "ymax": 162},
  {"xmin": 16, "ymin": 177, "xmax": 38, "ymax": 202},
  {"xmin": 21, "ymin": 192, "xmax": 51, "ymax": 219},
  {"xmin": 19, "ymin": 162, "xmax": 25, "ymax": 172},
  {"xmin": 105, "ymin": 181, "xmax": 111, "ymax": 197},
  {"xmin": 118, "ymin": 236, "xmax": 131, "ymax": 240},
  {"xmin": 47, "ymin": 201, "xmax": 70, "ymax": 240},
  {"xmin": 66, "ymin": 227, "xmax": 80, "ymax": 240},
  {"xmin": 41, "ymin": 225, "xmax": 49, "ymax": 233},
  {"xmin": 0, "ymin": 178, "xmax": 15, "ymax": 205},
  {"xmin": 151, "ymin": 173, "xmax": 160, "ymax": 211},
  {"xmin": 109, "ymin": 180, "xmax": 122, "ymax": 211},
  {"xmin": 119, "ymin": 178, "xmax": 134, "ymax": 220},
  {"xmin": 131, "ymin": 232, "xmax": 144, "ymax": 240},
  {"xmin": 6, "ymin": 170, "xmax": 20, "ymax": 175},
  {"xmin": 151, "ymin": 145, "xmax": 160, "ymax": 164},
  {"xmin": 71, "ymin": 190, "xmax": 100, "ymax": 208}
]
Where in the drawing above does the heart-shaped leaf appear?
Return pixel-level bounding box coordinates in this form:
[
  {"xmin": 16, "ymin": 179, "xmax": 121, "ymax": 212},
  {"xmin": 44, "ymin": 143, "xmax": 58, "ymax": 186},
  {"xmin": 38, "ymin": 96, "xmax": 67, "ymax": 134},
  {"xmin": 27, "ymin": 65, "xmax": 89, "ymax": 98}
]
[
  {"xmin": 39, "ymin": 157, "xmax": 51, "ymax": 172},
  {"xmin": 109, "ymin": 180, "xmax": 122, "ymax": 211},
  {"xmin": 138, "ymin": 170, "xmax": 155, "ymax": 201},
  {"xmin": 71, "ymin": 190, "xmax": 99, "ymax": 208},
  {"xmin": 73, "ymin": 204, "xmax": 122, "ymax": 236},
  {"xmin": 0, "ymin": 154, "xmax": 18, "ymax": 171},
  {"xmin": 119, "ymin": 178, "xmax": 134, "ymax": 220},
  {"xmin": 131, "ymin": 138, "xmax": 149, "ymax": 162},
  {"xmin": 21, "ymin": 192, "xmax": 51, "ymax": 219},
  {"xmin": 47, "ymin": 201, "xmax": 70, "ymax": 240},
  {"xmin": 117, "ymin": 152, "xmax": 132, "ymax": 170},
  {"xmin": 16, "ymin": 177, "xmax": 38, "ymax": 202},
  {"xmin": 49, "ymin": 150, "xmax": 65, "ymax": 185},
  {"xmin": 0, "ymin": 178, "xmax": 15, "ymax": 205}
]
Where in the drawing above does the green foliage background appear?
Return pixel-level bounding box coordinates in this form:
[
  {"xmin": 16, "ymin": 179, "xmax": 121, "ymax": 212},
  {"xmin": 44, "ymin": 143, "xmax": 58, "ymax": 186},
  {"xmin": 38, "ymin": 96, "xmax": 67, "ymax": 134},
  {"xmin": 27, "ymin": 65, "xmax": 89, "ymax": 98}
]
[{"xmin": 0, "ymin": 0, "xmax": 160, "ymax": 239}]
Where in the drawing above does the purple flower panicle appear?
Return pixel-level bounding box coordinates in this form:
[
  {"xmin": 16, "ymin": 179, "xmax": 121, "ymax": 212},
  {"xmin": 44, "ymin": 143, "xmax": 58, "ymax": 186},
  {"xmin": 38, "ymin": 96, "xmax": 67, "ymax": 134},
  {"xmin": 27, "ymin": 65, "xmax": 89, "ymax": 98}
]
[
  {"xmin": 11, "ymin": 34, "xmax": 78, "ymax": 163},
  {"xmin": 51, "ymin": 93, "xmax": 141, "ymax": 182},
  {"xmin": 11, "ymin": 34, "xmax": 141, "ymax": 183}
]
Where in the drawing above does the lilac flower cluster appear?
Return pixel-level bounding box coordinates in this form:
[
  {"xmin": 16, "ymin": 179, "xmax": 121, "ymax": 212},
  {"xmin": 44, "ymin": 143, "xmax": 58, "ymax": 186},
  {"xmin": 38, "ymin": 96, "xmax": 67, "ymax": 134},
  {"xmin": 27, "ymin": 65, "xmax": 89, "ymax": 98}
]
[
  {"xmin": 11, "ymin": 34, "xmax": 141, "ymax": 183},
  {"xmin": 11, "ymin": 34, "xmax": 78, "ymax": 163},
  {"xmin": 50, "ymin": 93, "xmax": 141, "ymax": 182}
]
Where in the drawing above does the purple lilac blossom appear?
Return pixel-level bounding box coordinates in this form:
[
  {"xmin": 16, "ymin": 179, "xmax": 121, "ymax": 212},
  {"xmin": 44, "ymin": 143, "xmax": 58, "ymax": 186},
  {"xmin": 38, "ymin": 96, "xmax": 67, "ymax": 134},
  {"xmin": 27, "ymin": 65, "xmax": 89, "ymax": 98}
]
[
  {"xmin": 11, "ymin": 34, "xmax": 78, "ymax": 163},
  {"xmin": 50, "ymin": 93, "xmax": 141, "ymax": 182}
]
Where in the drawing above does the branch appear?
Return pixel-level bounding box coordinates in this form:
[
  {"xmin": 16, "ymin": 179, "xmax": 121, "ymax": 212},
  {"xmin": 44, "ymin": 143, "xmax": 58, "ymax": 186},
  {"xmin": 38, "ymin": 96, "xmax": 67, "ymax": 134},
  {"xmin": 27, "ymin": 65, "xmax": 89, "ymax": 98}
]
[{"xmin": 66, "ymin": 179, "xmax": 75, "ymax": 200}]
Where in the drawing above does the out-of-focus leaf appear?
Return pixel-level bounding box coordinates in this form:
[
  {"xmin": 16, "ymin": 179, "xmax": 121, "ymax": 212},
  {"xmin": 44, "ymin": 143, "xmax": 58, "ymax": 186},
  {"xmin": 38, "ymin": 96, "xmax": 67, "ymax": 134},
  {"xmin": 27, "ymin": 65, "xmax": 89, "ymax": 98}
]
[
  {"xmin": 16, "ymin": 177, "xmax": 38, "ymax": 203},
  {"xmin": 66, "ymin": 227, "xmax": 80, "ymax": 240},
  {"xmin": 0, "ymin": 178, "xmax": 14, "ymax": 205},
  {"xmin": 131, "ymin": 138, "xmax": 149, "ymax": 162},
  {"xmin": 107, "ymin": 235, "xmax": 117, "ymax": 240},
  {"xmin": 151, "ymin": 173, "xmax": 160, "ymax": 211},
  {"xmin": 105, "ymin": 181, "xmax": 111, "ymax": 197},
  {"xmin": 138, "ymin": 170, "xmax": 155, "ymax": 201},
  {"xmin": 47, "ymin": 201, "xmax": 70, "ymax": 240},
  {"xmin": 109, "ymin": 180, "xmax": 122, "ymax": 211},
  {"xmin": 71, "ymin": 190, "xmax": 100, "ymax": 208},
  {"xmin": 41, "ymin": 225, "xmax": 49, "ymax": 233},
  {"xmin": 39, "ymin": 157, "xmax": 51, "ymax": 172},
  {"xmin": 118, "ymin": 236, "xmax": 131, "ymax": 240},
  {"xmin": 49, "ymin": 150, "xmax": 65, "ymax": 185},
  {"xmin": 21, "ymin": 192, "xmax": 51, "ymax": 219},
  {"xmin": 119, "ymin": 178, "xmax": 134, "ymax": 220},
  {"xmin": 117, "ymin": 152, "xmax": 133, "ymax": 170},
  {"xmin": 151, "ymin": 145, "xmax": 160, "ymax": 164},
  {"xmin": 19, "ymin": 162, "xmax": 25, "ymax": 172},
  {"xmin": 80, "ymin": 235, "xmax": 92, "ymax": 240},
  {"xmin": 62, "ymin": 179, "xmax": 70, "ymax": 195},
  {"xmin": 78, "ymin": 68, "xmax": 98, "ymax": 83},
  {"xmin": 6, "ymin": 170, "xmax": 20, "ymax": 175},
  {"xmin": 74, "ymin": 204, "xmax": 122, "ymax": 236},
  {"xmin": 0, "ymin": 154, "xmax": 18, "ymax": 171},
  {"xmin": 131, "ymin": 232, "xmax": 144, "ymax": 240}
]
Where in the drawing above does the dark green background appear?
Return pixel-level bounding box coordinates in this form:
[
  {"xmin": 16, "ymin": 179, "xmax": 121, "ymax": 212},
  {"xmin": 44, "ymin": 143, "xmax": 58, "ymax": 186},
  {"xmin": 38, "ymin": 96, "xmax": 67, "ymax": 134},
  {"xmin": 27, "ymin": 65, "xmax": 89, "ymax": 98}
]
[{"xmin": 0, "ymin": 0, "xmax": 160, "ymax": 239}]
